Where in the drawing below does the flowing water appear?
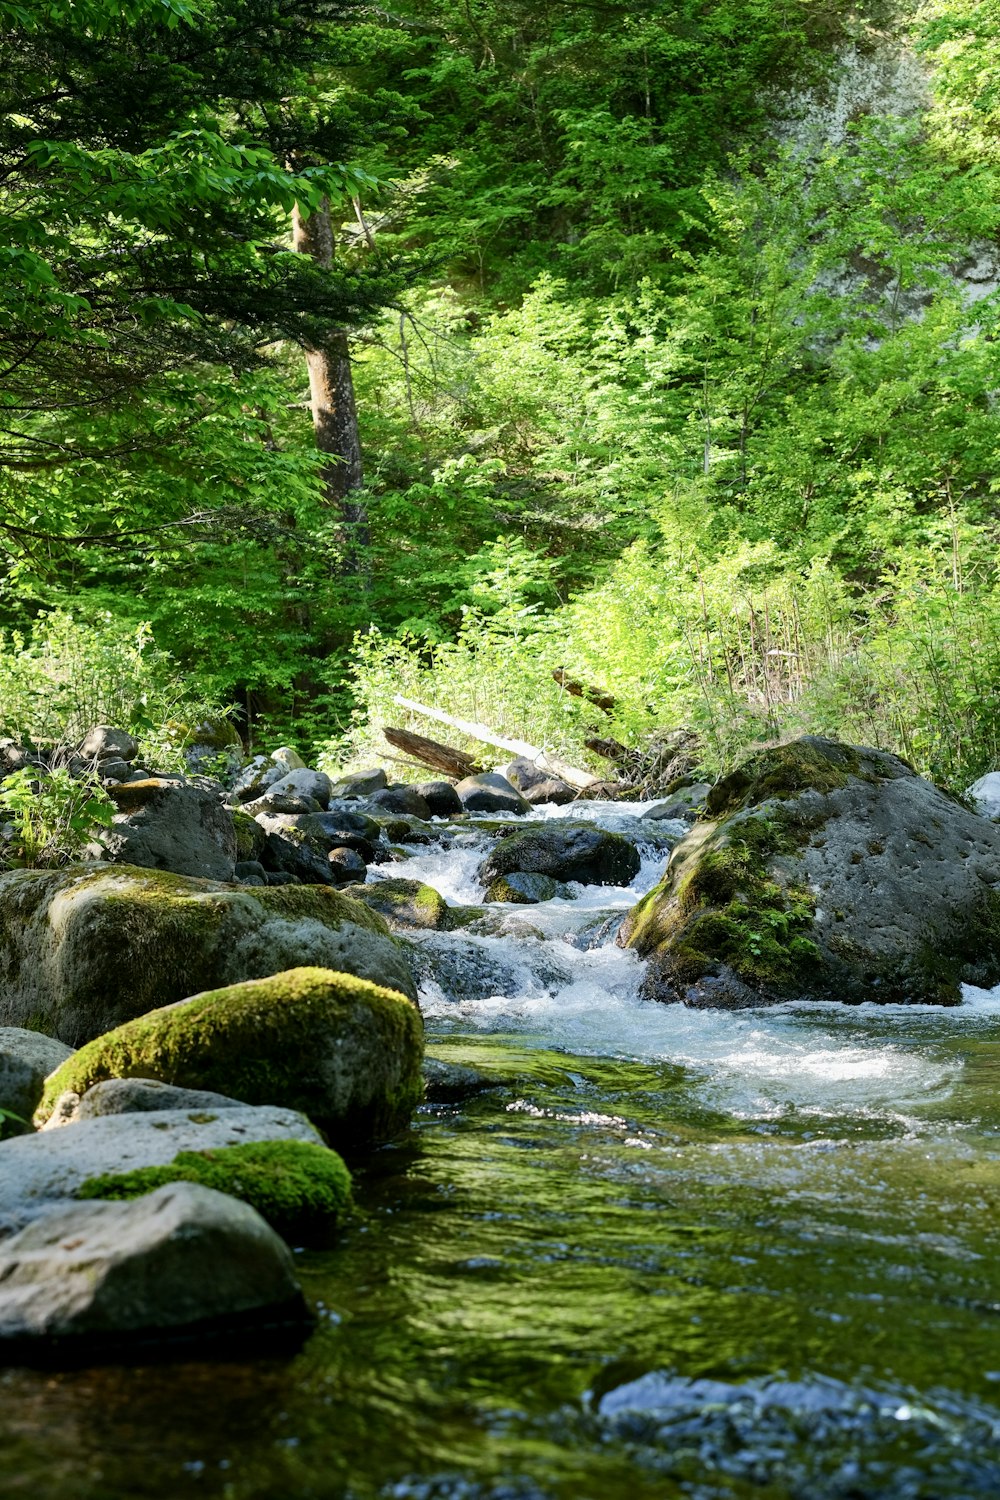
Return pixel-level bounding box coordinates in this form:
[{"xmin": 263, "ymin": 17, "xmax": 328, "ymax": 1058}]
[{"xmin": 4, "ymin": 801, "xmax": 1000, "ymax": 1498}]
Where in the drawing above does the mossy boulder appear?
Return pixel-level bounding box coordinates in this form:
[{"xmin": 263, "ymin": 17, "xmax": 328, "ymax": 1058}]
[
  {"xmin": 342, "ymin": 877, "xmax": 459, "ymax": 931},
  {"xmin": 36, "ymin": 966, "xmax": 424, "ymax": 1149},
  {"xmin": 478, "ymin": 820, "xmax": 641, "ymax": 889},
  {"xmin": 76, "ymin": 1139, "xmax": 351, "ymax": 1247},
  {"xmin": 0, "ymin": 864, "xmax": 416, "ymax": 1045},
  {"xmin": 621, "ymin": 736, "xmax": 1000, "ymax": 1008}
]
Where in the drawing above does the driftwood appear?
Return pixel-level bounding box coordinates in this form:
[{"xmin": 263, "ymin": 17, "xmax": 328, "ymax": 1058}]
[
  {"xmin": 392, "ymin": 695, "xmax": 599, "ymax": 790},
  {"xmin": 551, "ymin": 669, "xmax": 617, "ymax": 716},
  {"xmin": 383, "ymin": 726, "xmax": 482, "ymax": 780}
]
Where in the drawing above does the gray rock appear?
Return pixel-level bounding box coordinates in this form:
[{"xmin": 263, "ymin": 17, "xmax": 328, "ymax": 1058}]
[
  {"xmin": 181, "ymin": 717, "xmax": 243, "ymax": 777},
  {"xmin": 271, "ymin": 747, "xmax": 305, "ymax": 772},
  {"xmin": 479, "ymin": 820, "xmax": 641, "ymax": 887},
  {"xmin": 328, "ymin": 767, "xmax": 389, "ymax": 800},
  {"xmin": 245, "ymin": 790, "xmax": 323, "ymax": 817},
  {"xmin": 0, "ymin": 1183, "xmax": 307, "ymax": 1354},
  {"xmin": 342, "ymin": 877, "xmax": 458, "ymax": 931},
  {"xmin": 0, "ymin": 1104, "xmax": 323, "ymax": 1236},
  {"xmin": 522, "ymin": 777, "xmax": 575, "ymax": 807},
  {"xmin": 967, "ymin": 772, "xmax": 1000, "ymax": 820},
  {"xmin": 0, "ymin": 1029, "xmax": 74, "ymax": 1129},
  {"xmin": 622, "ymin": 736, "xmax": 1000, "ymax": 1008},
  {"xmin": 234, "ymin": 859, "xmax": 268, "ymax": 885},
  {"xmin": 49, "ymin": 1077, "xmax": 244, "ymax": 1127},
  {"xmin": 232, "ymin": 755, "xmax": 284, "ymax": 804},
  {"xmin": 96, "ymin": 778, "xmax": 237, "ymax": 881},
  {"xmin": 78, "ymin": 726, "xmax": 139, "ymax": 764},
  {"xmin": 0, "ymin": 864, "xmax": 417, "ymax": 1044},
  {"xmin": 501, "ymin": 761, "xmax": 574, "ymax": 805},
  {"xmin": 642, "ymin": 782, "xmax": 712, "ymax": 822},
  {"xmin": 97, "ymin": 758, "xmax": 132, "ymax": 783},
  {"xmin": 328, "ymin": 847, "xmax": 367, "ymax": 883},
  {"xmin": 455, "ymin": 773, "xmax": 530, "ymax": 815},
  {"xmin": 0, "ymin": 740, "xmax": 41, "ymax": 777},
  {"xmin": 485, "ymin": 871, "xmax": 576, "ymax": 904},
  {"xmin": 416, "ymin": 781, "xmax": 464, "ymax": 817},
  {"xmin": 266, "ymin": 769, "xmax": 332, "ymax": 810},
  {"xmin": 369, "ymin": 784, "xmax": 433, "ymax": 819}
]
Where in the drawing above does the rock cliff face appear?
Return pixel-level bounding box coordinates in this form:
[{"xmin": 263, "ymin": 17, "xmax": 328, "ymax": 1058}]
[{"xmin": 621, "ymin": 737, "xmax": 1000, "ymax": 1008}]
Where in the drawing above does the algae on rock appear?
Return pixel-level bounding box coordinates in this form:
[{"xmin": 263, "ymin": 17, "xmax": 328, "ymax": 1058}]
[
  {"xmin": 622, "ymin": 736, "xmax": 1000, "ymax": 1008},
  {"xmin": 37, "ymin": 966, "xmax": 424, "ymax": 1150},
  {"xmin": 0, "ymin": 865, "xmax": 416, "ymax": 1045}
]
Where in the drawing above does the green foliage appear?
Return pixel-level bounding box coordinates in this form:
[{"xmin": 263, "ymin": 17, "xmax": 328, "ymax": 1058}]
[
  {"xmin": 0, "ymin": 612, "xmax": 221, "ymax": 759},
  {"xmin": 0, "ymin": 766, "xmax": 114, "ymax": 869},
  {"xmin": 75, "ymin": 1139, "xmax": 353, "ymax": 1246}
]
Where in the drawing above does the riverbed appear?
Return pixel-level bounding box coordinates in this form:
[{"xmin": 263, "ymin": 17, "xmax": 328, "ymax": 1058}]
[{"xmin": 3, "ymin": 801, "xmax": 1000, "ymax": 1498}]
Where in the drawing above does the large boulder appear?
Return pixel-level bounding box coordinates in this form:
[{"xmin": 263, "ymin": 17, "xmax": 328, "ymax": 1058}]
[
  {"xmin": 0, "ymin": 864, "xmax": 417, "ymax": 1044},
  {"xmin": 621, "ymin": 736, "xmax": 1000, "ymax": 1009},
  {"xmin": 36, "ymin": 967, "xmax": 424, "ymax": 1149},
  {"xmin": 98, "ymin": 778, "xmax": 237, "ymax": 881},
  {"xmin": 0, "ymin": 1029, "xmax": 74, "ymax": 1130},
  {"xmin": 0, "ymin": 1103, "xmax": 323, "ymax": 1235},
  {"xmin": 0, "ymin": 1183, "xmax": 309, "ymax": 1359},
  {"xmin": 343, "ymin": 877, "xmax": 459, "ymax": 931},
  {"xmin": 478, "ymin": 820, "xmax": 641, "ymax": 888},
  {"xmin": 456, "ymin": 773, "xmax": 530, "ymax": 815}
]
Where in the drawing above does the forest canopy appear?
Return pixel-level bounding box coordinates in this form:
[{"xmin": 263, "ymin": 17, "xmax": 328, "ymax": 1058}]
[{"xmin": 3, "ymin": 0, "xmax": 1000, "ymax": 788}]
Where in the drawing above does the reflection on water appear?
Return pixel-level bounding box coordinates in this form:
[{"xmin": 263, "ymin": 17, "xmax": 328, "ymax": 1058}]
[{"xmin": 3, "ymin": 802, "xmax": 1000, "ymax": 1498}]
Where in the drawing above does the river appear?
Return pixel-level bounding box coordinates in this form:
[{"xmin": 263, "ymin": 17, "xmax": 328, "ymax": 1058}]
[{"xmin": 3, "ymin": 799, "xmax": 1000, "ymax": 1498}]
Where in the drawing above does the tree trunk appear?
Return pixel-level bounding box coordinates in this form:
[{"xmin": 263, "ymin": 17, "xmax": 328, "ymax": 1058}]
[{"xmin": 291, "ymin": 199, "xmax": 369, "ymax": 575}]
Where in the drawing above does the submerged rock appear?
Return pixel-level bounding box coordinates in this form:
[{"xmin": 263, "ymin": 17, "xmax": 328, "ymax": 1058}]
[
  {"xmin": 622, "ymin": 736, "xmax": 1000, "ymax": 1008},
  {"xmin": 0, "ymin": 864, "xmax": 416, "ymax": 1044},
  {"xmin": 36, "ymin": 966, "xmax": 424, "ymax": 1150},
  {"xmin": 479, "ymin": 820, "xmax": 641, "ymax": 888},
  {"xmin": 0, "ymin": 1183, "xmax": 309, "ymax": 1360}
]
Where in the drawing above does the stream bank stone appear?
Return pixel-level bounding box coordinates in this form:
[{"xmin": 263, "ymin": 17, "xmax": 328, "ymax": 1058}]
[
  {"xmin": 455, "ymin": 773, "xmax": 530, "ymax": 815},
  {"xmin": 98, "ymin": 778, "xmax": 237, "ymax": 881},
  {"xmin": 0, "ymin": 1029, "xmax": 74, "ymax": 1129},
  {"xmin": 0, "ymin": 1104, "xmax": 323, "ymax": 1235},
  {"xmin": 0, "ymin": 1183, "xmax": 309, "ymax": 1359},
  {"xmin": 621, "ymin": 735, "xmax": 1000, "ymax": 1009},
  {"xmin": 479, "ymin": 820, "xmax": 641, "ymax": 888},
  {"xmin": 0, "ymin": 864, "xmax": 417, "ymax": 1045},
  {"xmin": 36, "ymin": 966, "xmax": 424, "ymax": 1150}
]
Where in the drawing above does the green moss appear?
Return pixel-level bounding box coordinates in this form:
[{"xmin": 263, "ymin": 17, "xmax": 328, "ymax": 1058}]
[
  {"xmin": 706, "ymin": 737, "xmax": 864, "ymax": 818},
  {"xmin": 75, "ymin": 1139, "xmax": 351, "ymax": 1245},
  {"xmin": 36, "ymin": 965, "xmax": 424, "ymax": 1148},
  {"xmin": 626, "ymin": 813, "xmax": 818, "ymax": 992},
  {"xmin": 232, "ymin": 810, "xmax": 264, "ymax": 863}
]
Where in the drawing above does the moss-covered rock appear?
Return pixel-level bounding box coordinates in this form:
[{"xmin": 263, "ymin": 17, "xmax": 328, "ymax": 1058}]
[
  {"xmin": 36, "ymin": 966, "xmax": 424, "ymax": 1149},
  {"xmin": 621, "ymin": 736, "xmax": 1000, "ymax": 1008},
  {"xmin": 76, "ymin": 1139, "xmax": 351, "ymax": 1247},
  {"xmin": 0, "ymin": 865, "xmax": 416, "ymax": 1045},
  {"xmin": 341, "ymin": 877, "xmax": 472, "ymax": 931}
]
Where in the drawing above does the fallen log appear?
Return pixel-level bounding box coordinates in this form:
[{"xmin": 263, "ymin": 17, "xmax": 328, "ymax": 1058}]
[
  {"xmin": 383, "ymin": 726, "xmax": 482, "ymax": 780},
  {"xmin": 551, "ymin": 669, "xmax": 617, "ymax": 716},
  {"xmin": 584, "ymin": 735, "xmax": 630, "ymax": 762},
  {"xmin": 392, "ymin": 695, "xmax": 599, "ymax": 790}
]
